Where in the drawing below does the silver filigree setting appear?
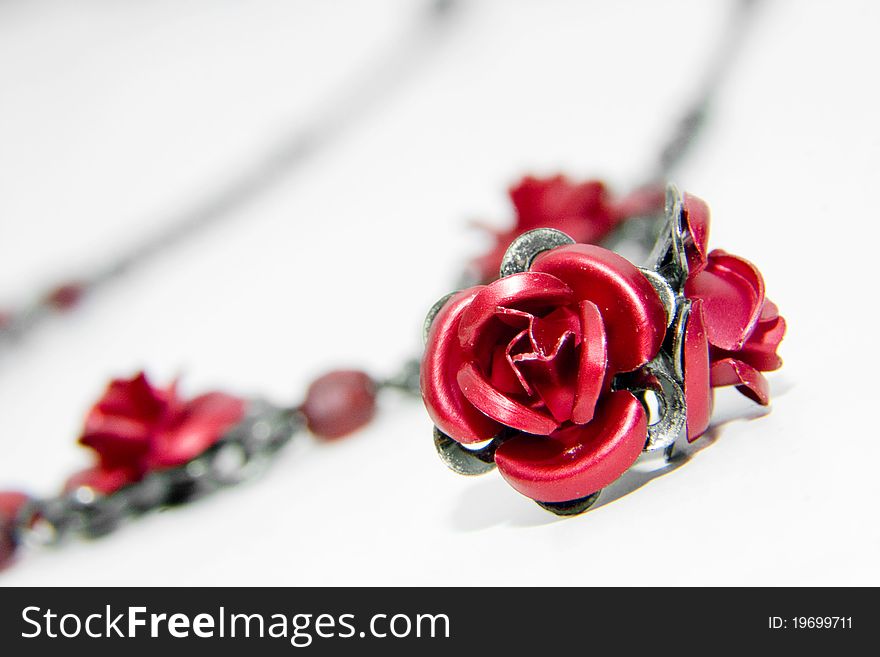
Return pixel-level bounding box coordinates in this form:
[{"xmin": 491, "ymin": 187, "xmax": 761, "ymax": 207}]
[
  {"xmin": 617, "ymin": 183, "xmax": 696, "ymax": 456},
  {"xmin": 433, "ymin": 427, "xmax": 500, "ymax": 476},
  {"xmin": 498, "ymin": 228, "xmax": 575, "ymax": 278}
]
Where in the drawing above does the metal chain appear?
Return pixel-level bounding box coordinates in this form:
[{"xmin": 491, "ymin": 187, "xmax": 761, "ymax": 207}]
[
  {"xmin": 0, "ymin": 0, "xmax": 458, "ymax": 346},
  {"xmin": 646, "ymin": 0, "xmax": 761, "ymax": 185},
  {"xmin": 1, "ymin": 0, "xmax": 458, "ymax": 557},
  {"xmin": 2, "ymin": 0, "xmax": 764, "ymax": 555},
  {"xmin": 603, "ymin": 0, "xmax": 762, "ymax": 263},
  {"xmin": 14, "ymin": 402, "xmax": 302, "ymax": 547}
]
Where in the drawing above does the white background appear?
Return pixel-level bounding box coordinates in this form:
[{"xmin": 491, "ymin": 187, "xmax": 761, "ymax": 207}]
[{"xmin": 0, "ymin": 0, "xmax": 877, "ymax": 586}]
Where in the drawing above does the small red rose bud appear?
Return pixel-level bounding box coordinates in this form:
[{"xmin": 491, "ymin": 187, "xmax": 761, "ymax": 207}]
[{"xmin": 301, "ymin": 370, "xmax": 377, "ymax": 440}]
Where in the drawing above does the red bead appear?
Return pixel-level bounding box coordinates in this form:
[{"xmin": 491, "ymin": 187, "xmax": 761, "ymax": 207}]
[
  {"xmin": 301, "ymin": 370, "xmax": 377, "ymax": 439},
  {"xmin": 0, "ymin": 491, "xmax": 28, "ymax": 571},
  {"xmin": 46, "ymin": 282, "xmax": 84, "ymax": 310}
]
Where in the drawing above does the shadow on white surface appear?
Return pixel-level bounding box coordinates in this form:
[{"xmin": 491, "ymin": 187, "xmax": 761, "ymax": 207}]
[
  {"xmin": 449, "ymin": 477, "xmax": 563, "ymax": 531},
  {"xmin": 449, "ymin": 375, "xmax": 792, "ymax": 531}
]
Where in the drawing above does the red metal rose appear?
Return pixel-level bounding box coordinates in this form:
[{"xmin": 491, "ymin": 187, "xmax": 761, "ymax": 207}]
[
  {"xmin": 678, "ymin": 194, "xmax": 786, "ymax": 440},
  {"xmin": 686, "ymin": 251, "xmax": 786, "ymax": 406},
  {"xmin": 67, "ymin": 373, "xmax": 246, "ymax": 494},
  {"xmin": 470, "ymin": 176, "xmax": 664, "ymax": 282},
  {"xmin": 423, "ymin": 244, "xmax": 667, "ymax": 503}
]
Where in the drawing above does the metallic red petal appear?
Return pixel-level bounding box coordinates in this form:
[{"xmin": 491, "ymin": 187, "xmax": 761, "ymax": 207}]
[
  {"xmin": 421, "ymin": 289, "xmax": 504, "ymax": 444},
  {"xmin": 571, "ymin": 300, "xmax": 608, "ymax": 424},
  {"xmin": 63, "ymin": 466, "xmax": 138, "ymax": 495},
  {"xmin": 710, "ymin": 357, "xmax": 771, "ymax": 405},
  {"xmin": 93, "ymin": 372, "xmax": 171, "ymax": 421},
  {"xmin": 458, "ymin": 273, "xmax": 575, "ymax": 352},
  {"xmin": 489, "ymin": 341, "xmax": 528, "ymax": 395},
  {"xmin": 472, "ymin": 177, "xmax": 619, "ymax": 283},
  {"xmin": 717, "ymin": 315, "xmax": 786, "ymax": 372},
  {"xmin": 531, "ymin": 244, "xmax": 666, "ymax": 373},
  {"xmin": 83, "ymin": 415, "xmax": 151, "ymax": 442},
  {"xmin": 760, "ymin": 299, "xmax": 779, "ymax": 322},
  {"xmin": 528, "ymin": 306, "xmax": 582, "ymax": 357},
  {"xmin": 684, "ymin": 300, "xmax": 713, "ymax": 442},
  {"xmin": 517, "ymin": 340, "xmax": 577, "ymax": 424},
  {"xmin": 147, "ymin": 392, "xmax": 246, "ymax": 468},
  {"xmin": 79, "ymin": 417, "xmax": 152, "ymax": 470},
  {"xmin": 494, "ymin": 390, "xmax": 648, "ymax": 503},
  {"xmin": 457, "ymin": 361, "xmax": 558, "ymax": 435},
  {"xmin": 685, "ymin": 250, "xmax": 765, "ymax": 352},
  {"xmin": 509, "ymin": 176, "xmax": 607, "ymax": 230},
  {"xmin": 682, "ymin": 193, "xmax": 710, "ymax": 274}
]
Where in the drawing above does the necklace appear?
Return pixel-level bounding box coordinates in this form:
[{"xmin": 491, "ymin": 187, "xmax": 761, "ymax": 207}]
[{"xmin": 0, "ymin": 0, "xmax": 783, "ymax": 570}]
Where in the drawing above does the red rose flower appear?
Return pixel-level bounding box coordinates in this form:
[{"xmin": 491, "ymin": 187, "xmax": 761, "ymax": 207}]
[
  {"xmin": 470, "ymin": 176, "xmax": 664, "ymax": 283},
  {"xmin": 686, "ymin": 251, "xmax": 786, "ymax": 405},
  {"xmin": 678, "ymin": 195, "xmax": 786, "ymax": 441},
  {"xmin": 67, "ymin": 373, "xmax": 246, "ymax": 494},
  {"xmin": 423, "ymin": 243, "xmax": 667, "ymax": 503}
]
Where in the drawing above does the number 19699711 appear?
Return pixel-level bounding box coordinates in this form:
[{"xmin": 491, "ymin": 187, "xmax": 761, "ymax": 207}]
[{"xmin": 769, "ymin": 617, "xmax": 852, "ymax": 630}]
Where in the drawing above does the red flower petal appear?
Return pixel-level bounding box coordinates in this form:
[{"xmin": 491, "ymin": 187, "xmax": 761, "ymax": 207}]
[
  {"xmin": 528, "ymin": 306, "xmax": 582, "ymax": 358},
  {"xmin": 457, "ymin": 361, "xmax": 558, "ymax": 435},
  {"xmin": 494, "ymin": 390, "xmax": 648, "ymax": 503},
  {"xmin": 489, "ymin": 341, "xmax": 528, "ymax": 395},
  {"xmin": 571, "ymin": 300, "xmax": 608, "ymax": 425},
  {"xmin": 710, "ymin": 358, "xmax": 771, "ymax": 405},
  {"xmin": 531, "ymin": 244, "xmax": 666, "ymax": 373},
  {"xmin": 92, "ymin": 372, "xmax": 171, "ymax": 421},
  {"xmin": 147, "ymin": 392, "xmax": 246, "ymax": 468},
  {"xmin": 64, "ymin": 466, "xmax": 138, "ymax": 495},
  {"xmin": 80, "ymin": 416, "xmax": 152, "ymax": 469},
  {"xmin": 714, "ymin": 315, "xmax": 786, "ymax": 373},
  {"xmin": 470, "ymin": 176, "xmax": 623, "ymax": 283},
  {"xmin": 421, "ymin": 289, "xmax": 504, "ymax": 444},
  {"xmin": 682, "ymin": 193, "xmax": 710, "ymax": 275},
  {"xmin": 760, "ymin": 299, "xmax": 779, "ymax": 322},
  {"xmin": 516, "ymin": 340, "xmax": 578, "ymax": 424},
  {"xmin": 685, "ymin": 250, "xmax": 765, "ymax": 352},
  {"xmin": 457, "ymin": 273, "xmax": 575, "ymax": 354},
  {"xmin": 510, "ymin": 176, "xmax": 608, "ymax": 231},
  {"xmin": 684, "ymin": 300, "xmax": 712, "ymax": 442}
]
